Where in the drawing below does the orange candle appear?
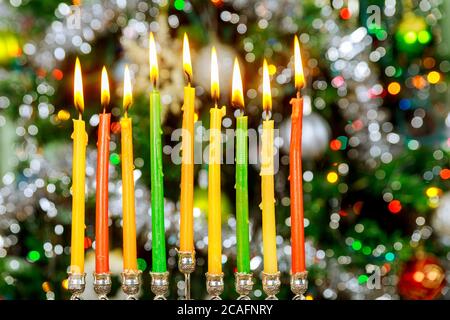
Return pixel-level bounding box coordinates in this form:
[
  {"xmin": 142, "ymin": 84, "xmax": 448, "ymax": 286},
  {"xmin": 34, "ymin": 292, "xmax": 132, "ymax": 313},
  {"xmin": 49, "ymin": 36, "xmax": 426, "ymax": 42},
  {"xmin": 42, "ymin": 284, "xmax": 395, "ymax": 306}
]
[
  {"xmin": 180, "ymin": 33, "xmax": 195, "ymax": 252},
  {"xmin": 95, "ymin": 67, "xmax": 111, "ymax": 274},
  {"xmin": 121, "ymin": 65, "xmax": 138, "ymax": 271},
  {"xmin": 290, "ymin": 36, "xmax": 306, "ymax": 273}
]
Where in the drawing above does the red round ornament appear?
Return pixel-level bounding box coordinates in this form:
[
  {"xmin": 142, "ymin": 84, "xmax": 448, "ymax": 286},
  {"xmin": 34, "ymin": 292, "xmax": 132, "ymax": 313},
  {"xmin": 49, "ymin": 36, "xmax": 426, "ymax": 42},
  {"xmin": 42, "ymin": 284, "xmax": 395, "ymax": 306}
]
[{"xmin": 398, "ymin": 254, "xmax": 446, "ymax": 300}]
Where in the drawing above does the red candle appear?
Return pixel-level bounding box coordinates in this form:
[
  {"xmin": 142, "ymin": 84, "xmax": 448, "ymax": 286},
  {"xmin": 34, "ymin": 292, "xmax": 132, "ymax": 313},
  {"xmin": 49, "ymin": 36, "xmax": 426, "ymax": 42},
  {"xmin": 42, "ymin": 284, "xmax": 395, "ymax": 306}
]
[
  {"xmin": 290, "ymin": 36, "xmax": 306, "ymax": 274},
  {"xmin": 95, "ymin": 67, "xmax": 111, "ymax": 274},
  {"xmin": 290, "ymin": 95, "xmax": 305, "ymax": 273}
]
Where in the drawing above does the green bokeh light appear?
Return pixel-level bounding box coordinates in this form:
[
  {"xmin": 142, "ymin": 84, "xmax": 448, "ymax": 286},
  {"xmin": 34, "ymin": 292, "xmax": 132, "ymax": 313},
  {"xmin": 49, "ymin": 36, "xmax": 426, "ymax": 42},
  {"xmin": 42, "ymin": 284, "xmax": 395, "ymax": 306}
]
[
  {"xmin": 403, "ymin": 31, "xmax": 417, "ymax": 44},
  {"xmin": 110, "ymin": 153, "xmax": 120, "ymax": 165},
  {"xmin": 358, "ymin": 275, "xmax": 368, "ymax": 284},
  {"xmin": 417, "ymin": 30, "xmax": 431, "ymax": 44},
  {"xmin": 28, "ymin": 250, "xmax": 40, "ymax": 262},
  {"xmin": 137, "ymin": 258, "xmax": 147, "ymax": 271},
  {"xmin": 362, "ymin": 246, "xmax": 372, "ymax": 255},
  {"xmin": 174, "ymin": 0, "xmax": 185, "ymax": 11},
  {"xmin": 352, "ymin": 240, "xmax": 362, "ymax": 251}
]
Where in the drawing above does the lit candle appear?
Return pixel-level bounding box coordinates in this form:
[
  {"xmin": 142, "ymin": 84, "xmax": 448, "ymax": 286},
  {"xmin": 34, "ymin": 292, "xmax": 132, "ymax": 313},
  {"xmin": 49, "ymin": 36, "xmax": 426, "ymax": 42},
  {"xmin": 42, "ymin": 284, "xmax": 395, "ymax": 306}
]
[
  {"xmin": 180, "ymin": 33, "xmax": 195, "ymax": 253},
  {"xmin": 121, "ymin": 65, "xmax": 138, "ymax": 272},
  {"xmin": 290, "ymin": 36, "xmax": 306, "ymax": 273},
  {"xmin": 95, "ymin": 66, "xmax": 111, "ymax": 275},
  {"xmin": 261, "ymin": 59, "xmax": 278, "ymax": 275},
  {"xmin": 232, "ymin": 59, "xmax": 250, "ymax": 274},
  {"xmin": 207, "ymin": 47, "xmax": 226, "ymax": 275},
  {"xmin": 149, "ymin": 32, "xmax": 167, "ymax": 273},
  {"xmin": 70, "ymin": 57, "xmax": 88, "ymax": 274}
]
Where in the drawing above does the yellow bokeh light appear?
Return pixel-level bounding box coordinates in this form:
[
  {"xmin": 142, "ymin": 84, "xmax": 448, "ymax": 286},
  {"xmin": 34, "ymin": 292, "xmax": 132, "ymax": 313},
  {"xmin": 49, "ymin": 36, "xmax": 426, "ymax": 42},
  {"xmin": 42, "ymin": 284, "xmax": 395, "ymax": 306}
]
[
  {"xmin": 57, "ymin": 109, "xmax": 70, "ymax": 121},
  {"xmin": 268, "ymin": 64, "xmax": 277, "ymax": 76},
  {"xmin": 427, "ymin": 71, "xmax": 440, "ymax": 84},
  {"xmin": 327, "ymin": 172, "xmax": 338, "ymax": 184},
  {"xmin": 388, "ymin": 82, "xmax": 401, "ymax": 95},
  {"xmin": 306, "ymin": 295, "xmax": 314, "ymax": 300},
  {"xmin": 426, "ymin": 187, "xmax": 442, "ymax": 198},
  {"xmin": 42, "ymin": 281, "xmax": 51, "ymax": 292},
  {"xmin": 62, "ymin": 279, "xmax": 69, "ymax": 290}
]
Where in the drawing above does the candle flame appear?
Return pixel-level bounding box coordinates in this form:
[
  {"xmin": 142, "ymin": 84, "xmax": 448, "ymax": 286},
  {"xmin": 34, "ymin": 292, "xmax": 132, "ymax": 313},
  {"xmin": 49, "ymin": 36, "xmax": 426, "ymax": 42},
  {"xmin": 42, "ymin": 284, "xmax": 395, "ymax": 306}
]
[
  {"xmin": 210, "ymin": 46, "xmax": 220, "ymax": 102},
  {"xmin": 123, "ymin": 65, "xmax": 133, "ymax": 112},
  {"xmin": 101, "ymin": 66, "xmax": 110, "ymax": 109},
  {"xmin": 74, "ymin": 57, "xmax": 84, "ymax": 114},
  {"xmin": 183, "ymin": 33, "xmax": 192, "ymax": 84},
  {"xmin": 149, "ymin": 32, "xmax": 158, "ymax": 87},
  {"xmin": 294, "ymin": 35, "xmax": 305, "ymax": 91},
  {"xmin": 231, "ymin": 58, "xmax": 244, "ymax": 109},
  {"xmin": 262, "ymin": 59, "xmax": 272, "ymax": 112}
]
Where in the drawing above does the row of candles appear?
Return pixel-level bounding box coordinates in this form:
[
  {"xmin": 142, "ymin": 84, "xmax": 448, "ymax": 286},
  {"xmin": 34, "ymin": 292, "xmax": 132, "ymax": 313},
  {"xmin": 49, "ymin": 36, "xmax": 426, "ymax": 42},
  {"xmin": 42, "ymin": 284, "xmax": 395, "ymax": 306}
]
[{"xmin": 67, "ymin": 33, "xmax": 308, "ymax": 300}]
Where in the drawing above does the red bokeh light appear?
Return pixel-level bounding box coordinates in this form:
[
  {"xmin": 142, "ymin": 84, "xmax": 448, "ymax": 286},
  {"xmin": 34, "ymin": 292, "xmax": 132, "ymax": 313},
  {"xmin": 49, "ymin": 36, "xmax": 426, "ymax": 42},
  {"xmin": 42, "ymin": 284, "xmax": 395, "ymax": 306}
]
[
  {"xmin": 340, "ymin": 8, "xmax": 351, "ymax": 20},
  {"xmin": 388, "ymin": 200, "xmax": 402, "ymax": 214}
]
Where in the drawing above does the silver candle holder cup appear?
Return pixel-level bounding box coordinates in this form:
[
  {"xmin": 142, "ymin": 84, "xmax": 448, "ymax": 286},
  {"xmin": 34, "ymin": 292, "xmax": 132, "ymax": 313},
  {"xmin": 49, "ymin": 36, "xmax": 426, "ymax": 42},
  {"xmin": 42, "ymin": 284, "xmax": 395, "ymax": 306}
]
[
  {"xmin": 93, "ymin": 272, "xmax": 112, "ymax": 300},
  {"xmin": 205, "ymin": 272, "xmax": 224, "ymax": 300},
  {"xmin": 150, "ymin": 271, "xmax": 170, "ymax": 300},
  {"xmin": 235, "ymin": 272, "xmax": 253, "ymax": 300},
  {"xmin": 262, "ymin": 271, "xmax": 281, "ymax": 300},
  {"xmin": 121, "ymin": 270, "xmax": 142, "ymax": 300},
  {"xmin": 177, "ymin": 250, "xmax": 196, "ymax": 300},
  {"xmin": 290, "ymin": 271, "xmax": 308, "ymax": 300},
  {"xmin": 68, "ymin": 272, "xmax": 86, "ymax": 300}
]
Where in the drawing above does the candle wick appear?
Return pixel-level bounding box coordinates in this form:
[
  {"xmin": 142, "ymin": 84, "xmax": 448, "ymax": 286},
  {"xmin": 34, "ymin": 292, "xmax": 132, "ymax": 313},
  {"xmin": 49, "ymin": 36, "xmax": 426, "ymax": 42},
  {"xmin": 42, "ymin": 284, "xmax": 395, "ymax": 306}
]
[
  {"xmin": 185, "ymin": 71, "xmax": 191, "ymax": 86},
  {"xmin": 214, "ymin": 99, "xmax": 218, "ymax": 108},
  {"xmin": 296, "ymin": 91, "xmax": 301, "ymax": 99},
  {"xmin": 78, "ymin": 112, "xmax": 82, "ymax": 120},
  {"xmin": 152, "ymin": 78, "xmax": 157, "ymax": 90},
  {"xmin": 124, "ymin": 111, "xmax": 128, "ymax": 118}
]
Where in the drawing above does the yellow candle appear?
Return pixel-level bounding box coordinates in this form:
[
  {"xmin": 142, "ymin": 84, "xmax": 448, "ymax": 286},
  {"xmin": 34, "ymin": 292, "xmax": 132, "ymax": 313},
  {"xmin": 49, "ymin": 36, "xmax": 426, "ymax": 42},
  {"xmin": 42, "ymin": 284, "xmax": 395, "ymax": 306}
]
[
  {"xmin": 180, "ymin": 33, "xmax": 195, "ymax": 252},
  {"xmin": 121, "ymin": 65, "xmax": 138, "ymax": 271},
  {"xmin": 208, "ymin": 47, "xmax": 226, "ymax": 275},
  {"xmin": 70, "ymin": 57, "xmax": 87, "ymax": 274},
  {"xmin": 260, "ymin": 59, "xmax": 278, "ymax": 274}
]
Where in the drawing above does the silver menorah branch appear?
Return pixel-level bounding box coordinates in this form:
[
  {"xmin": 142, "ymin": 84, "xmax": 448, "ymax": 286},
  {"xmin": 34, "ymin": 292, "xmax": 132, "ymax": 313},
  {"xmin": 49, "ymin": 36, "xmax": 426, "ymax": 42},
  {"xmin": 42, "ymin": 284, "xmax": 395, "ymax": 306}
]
[
  {"xmin": 290, "ymin": 271, "xmax": 308, "ymax": 300},
  {"xmin": 235, "ymin": 272, "xmax": 253, "ymax": 300},
  {"xmin": 206, "ymin": 272, "xmax": 224, "ymax": 300},
  {"xmin": 68, "ymin": 272, "xmax": 86, "ymax": 300},
  {"xmin": 150, "ymin": 271, "xmax": 170, "ymax": 300},
  {"xmin": 93, "ymin": 273, "xmax": 112, "ymax": 300},
  {"xmin": 177, "ymin": 250, "xmax": 196, "ymax": 300},
  {"xmin": 262, "ymin": 272, "xmax": 281, "ymax": 300},
  {"xmin": 121, "ymin": 270, "xmax": 142, "ymax": 300}
]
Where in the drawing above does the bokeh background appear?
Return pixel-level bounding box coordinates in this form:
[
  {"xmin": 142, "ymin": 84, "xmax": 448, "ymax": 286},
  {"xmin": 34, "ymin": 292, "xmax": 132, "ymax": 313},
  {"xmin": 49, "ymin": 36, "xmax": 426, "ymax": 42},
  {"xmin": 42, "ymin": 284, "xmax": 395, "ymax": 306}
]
[{"xmin": 0, "ymin": 0, "xmax": 450, "ymax": 300}]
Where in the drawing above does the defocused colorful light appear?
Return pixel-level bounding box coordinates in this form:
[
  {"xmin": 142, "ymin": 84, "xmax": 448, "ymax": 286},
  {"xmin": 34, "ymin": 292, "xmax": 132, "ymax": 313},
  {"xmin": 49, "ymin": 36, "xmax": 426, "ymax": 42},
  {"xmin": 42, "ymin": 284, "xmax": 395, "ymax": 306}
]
[
  {"xmin": 440, "ymin": 169, "xmax": 450, "ymax": 180},
  {"xmin": 327, "ymin": 172, "xmax": 338, "ymax": 184},
  {"xmin": 427, "ymin": 71, "xmax": 440, "ymax": 84},
  {"xmin": 404, "ymin": 31, "xmax": 417, "ymax": 44},
  {"xmin": 417, "ymin": 30, "xmax": 431, "ymax": 44},
  {"xmin": 388, "ymin": 82, "xmax": 401, "ymax": 95},
  {"xmin": 426, "ymin": 187, "xmax": 442, "ymax": 198},
  {"xmin": 388, "ymin": 200, "xmax": 402, "ymax": 214},
  {"xmin": 340, "ymin": 8, "xmax": 351, "ymax": 20}
]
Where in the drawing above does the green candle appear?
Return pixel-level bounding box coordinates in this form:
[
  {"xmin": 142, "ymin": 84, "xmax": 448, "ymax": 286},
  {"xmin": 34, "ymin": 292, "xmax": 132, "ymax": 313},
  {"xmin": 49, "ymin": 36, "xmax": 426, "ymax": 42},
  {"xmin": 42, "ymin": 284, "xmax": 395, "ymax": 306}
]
[
  {"xmin": 236, "ymin": 115, "xmax": 250, "ymax": 273},
  {"xmin": 150, "ymin": 90, "xmax": 166, "ymax": 273},
  {"xmin": 232, "ymin": 58, "xmax": 250, "ymax": 274},
  {"xmin": 149, "ymin": 33, "xmax": 167, "ymax": 273}
]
